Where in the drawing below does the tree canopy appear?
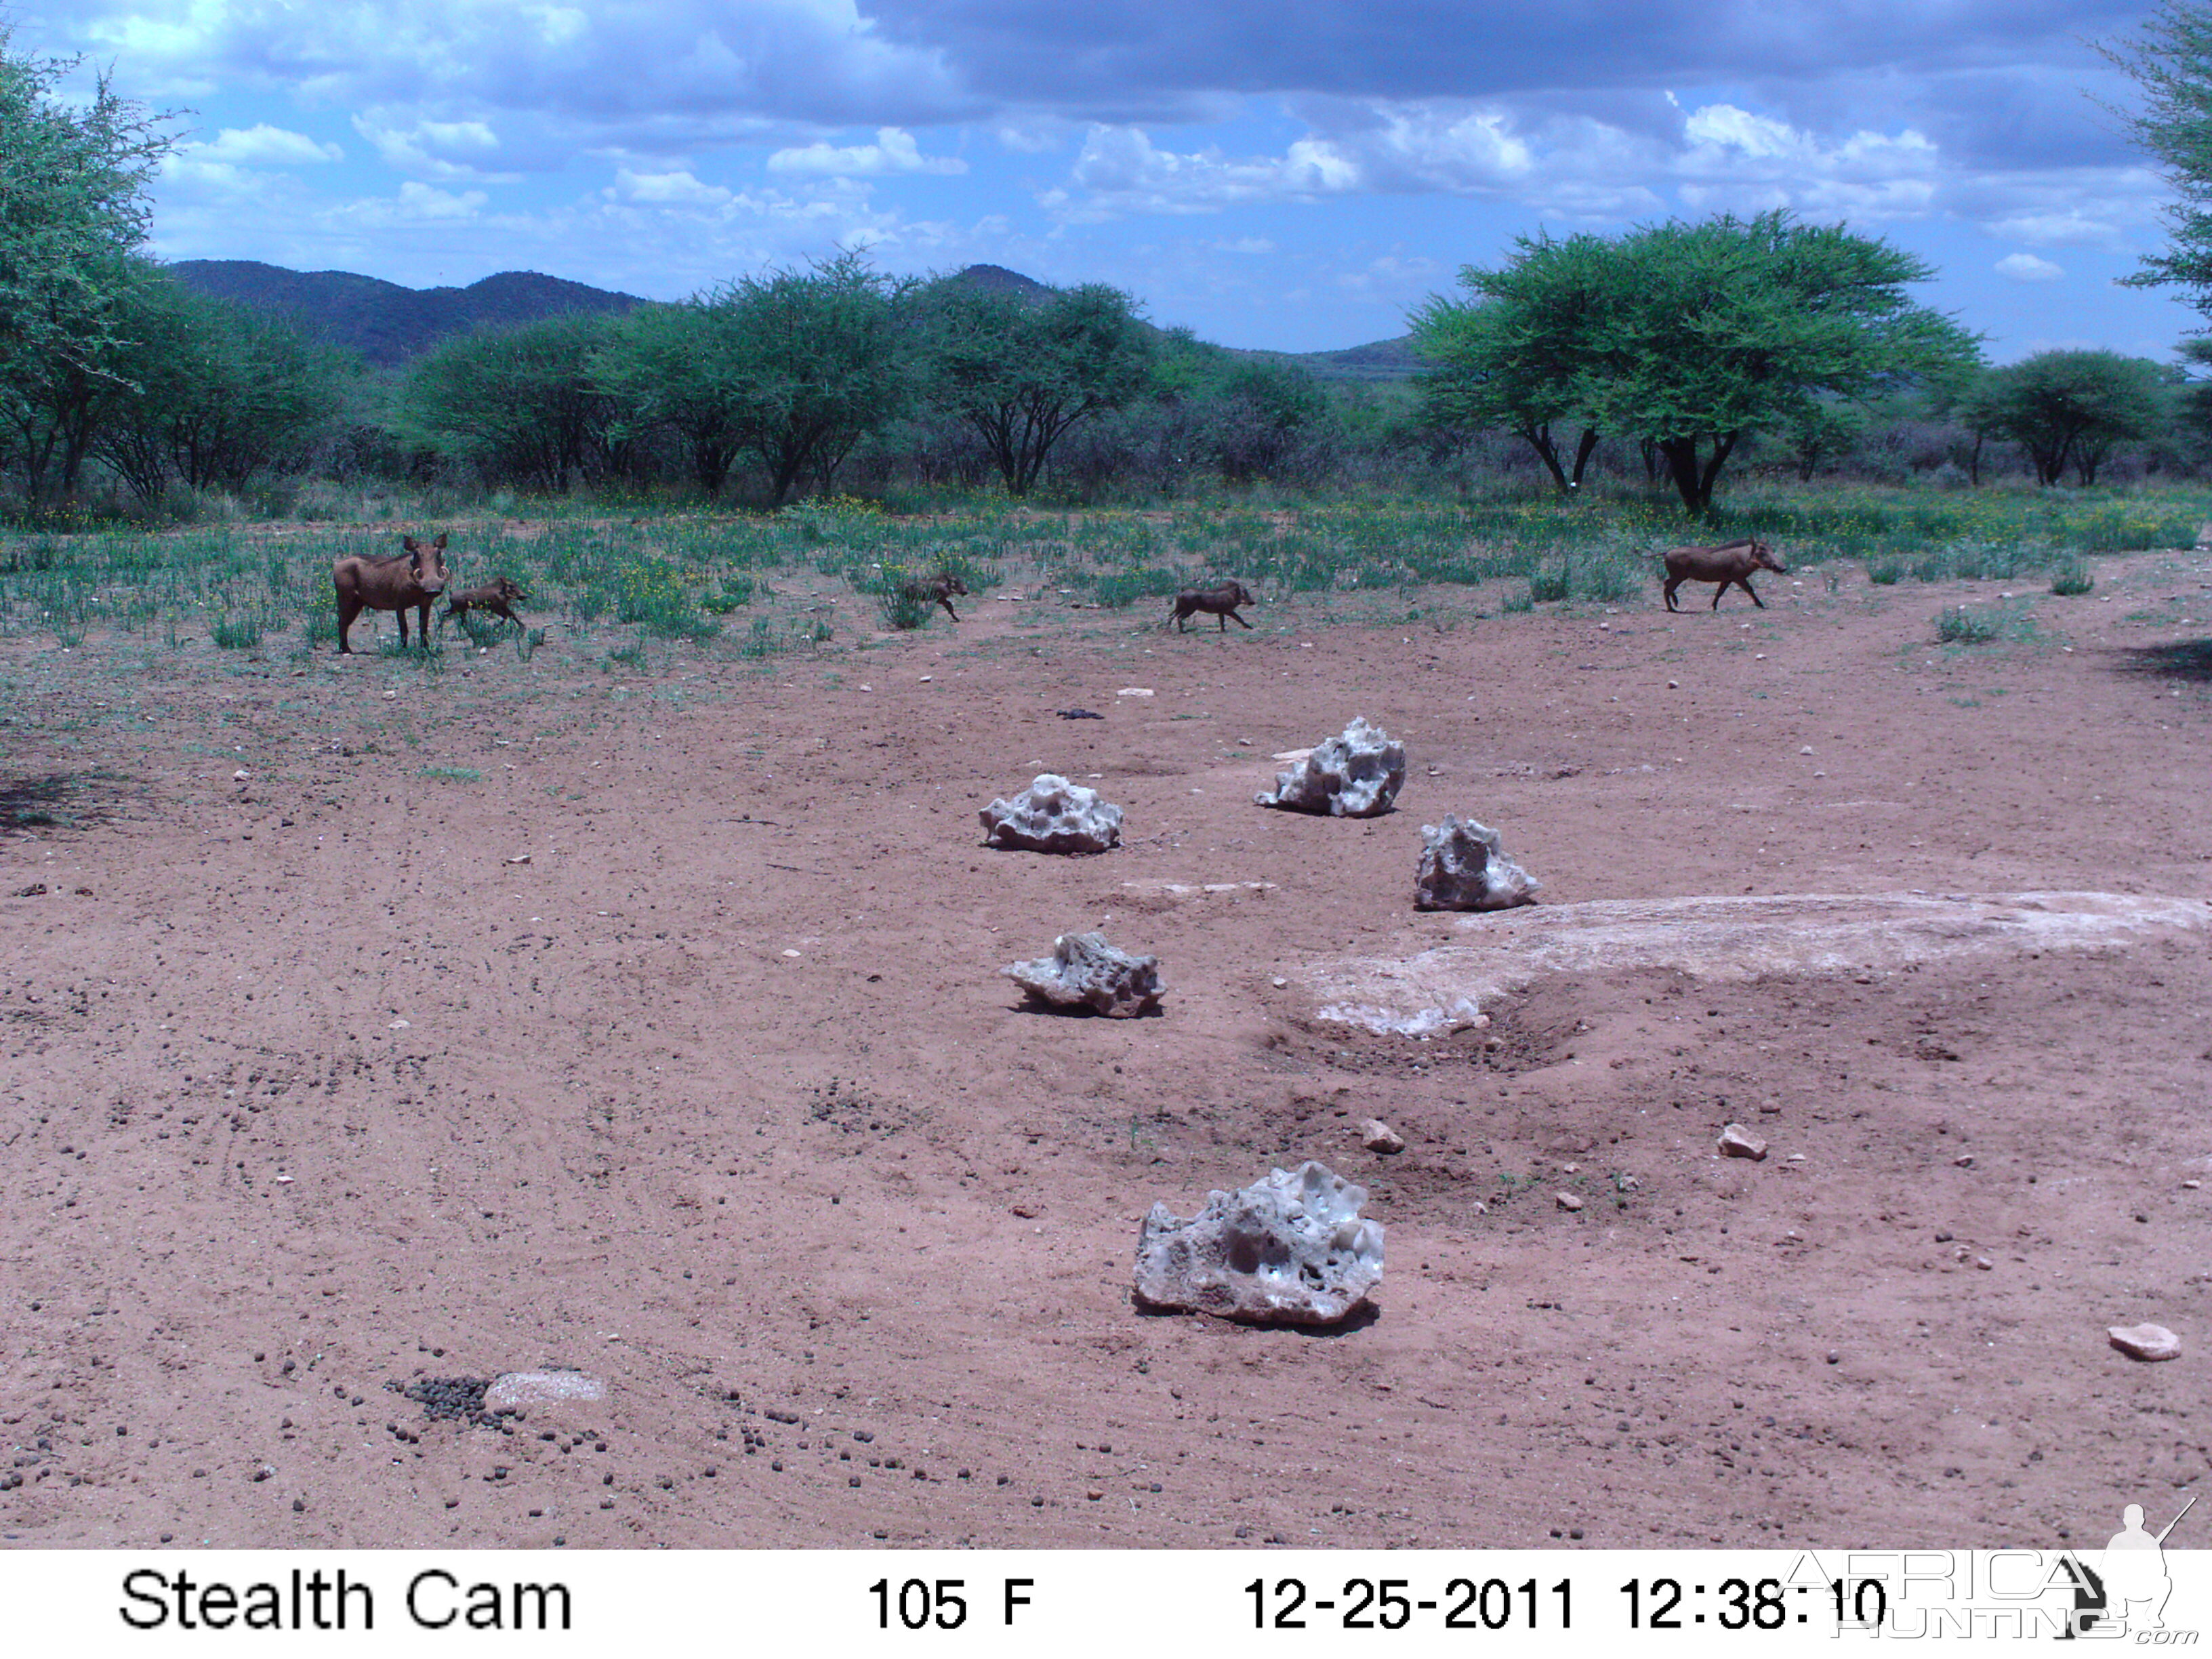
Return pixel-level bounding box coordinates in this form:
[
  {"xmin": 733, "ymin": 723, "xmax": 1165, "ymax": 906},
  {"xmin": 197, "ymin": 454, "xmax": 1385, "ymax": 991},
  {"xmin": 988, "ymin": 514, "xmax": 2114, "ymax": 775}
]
[
  {"xmin": 1411, "ymin": 211, "xmax": 1981, "ymax": 513},
  {"xmin": 592, "ymin": 253, "xmax": 910, "ymax": 504},
  {"xmin": 914, "ymin": 279, "xmax": 1151, "ymax": 496},
  {"xmin": 2103, "ymin": 3, "xmax": 2212, "ymax": 314},
  {"xmin": 0, "ymin": 31, "xmax": 176, "ymax": 505},
  {"xmin": 1962, "ymin": 350, "xmax": 2175, "ymax": 486}
]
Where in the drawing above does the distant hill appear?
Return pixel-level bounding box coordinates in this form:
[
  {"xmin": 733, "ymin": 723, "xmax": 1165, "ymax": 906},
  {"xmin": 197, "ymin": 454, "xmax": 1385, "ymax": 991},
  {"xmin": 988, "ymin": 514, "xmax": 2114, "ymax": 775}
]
[
  {"xmin": 165, "ymin": 262, "xmax": 646, "ymax": 367},
  {"xmin": 947, "ymin": 263, "xmax": 1055, "ymax": 301},
  {"xmin": 165, "ymin": 258, "xmax": 1419, "ymax": 381}
]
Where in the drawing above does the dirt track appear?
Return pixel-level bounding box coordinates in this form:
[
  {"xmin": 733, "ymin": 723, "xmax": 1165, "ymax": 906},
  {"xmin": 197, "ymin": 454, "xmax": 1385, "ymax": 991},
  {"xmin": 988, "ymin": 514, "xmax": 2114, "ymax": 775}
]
[{"xmin": 3, "ymin": 545, "xmax": 2209, "ymax": 1549}]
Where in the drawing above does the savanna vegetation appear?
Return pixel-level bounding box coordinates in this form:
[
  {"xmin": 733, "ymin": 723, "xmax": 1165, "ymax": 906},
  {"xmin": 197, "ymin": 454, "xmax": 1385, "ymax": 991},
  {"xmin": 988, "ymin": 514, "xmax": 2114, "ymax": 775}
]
[{"xmin": 6, "ymin": 20, "xmax": 2212, "ymax": 663}]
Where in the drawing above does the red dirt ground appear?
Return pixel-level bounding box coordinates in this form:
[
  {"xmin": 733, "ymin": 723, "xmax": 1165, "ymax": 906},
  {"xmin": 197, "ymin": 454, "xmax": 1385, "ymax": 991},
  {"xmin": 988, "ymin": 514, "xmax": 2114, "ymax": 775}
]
[{"xmin": 3, "ymin": 540, "xmax": 2209, "ymax": 1550}]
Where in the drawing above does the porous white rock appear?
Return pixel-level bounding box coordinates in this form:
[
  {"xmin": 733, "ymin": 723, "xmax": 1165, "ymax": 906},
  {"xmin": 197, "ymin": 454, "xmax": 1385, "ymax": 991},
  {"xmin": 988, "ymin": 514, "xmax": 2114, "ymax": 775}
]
[
  {"xmin": 1255, "ymin": 718, "xmax": 1405, "ymax": 817},
  {"xmin": 980, "ymin": 773, "xmax": 1123, "ymax": 853},
  {"xmin": 2108, "ymin": 1322, "xmax": 2182, "ymax": 1361},
  {"xmin": 1414, "ymin": 815, "xmax": 1542, "ymax": 912},
  {"xmin": 1004, "ymin": 932, "xmax": 1163, "ymax": 1017},
  {"xmin": 1134, "ymin": 1162, "xmax": 1385, "ymax": 1325}
]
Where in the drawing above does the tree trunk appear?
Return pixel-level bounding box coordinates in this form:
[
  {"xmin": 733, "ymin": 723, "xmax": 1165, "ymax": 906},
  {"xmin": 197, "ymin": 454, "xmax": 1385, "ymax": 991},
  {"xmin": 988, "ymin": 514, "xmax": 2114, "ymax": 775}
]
[
  {"xmin": 1568, "ymin": 427, "xmax": 1599, "ymax": 493},
  {"xmin": 1517, "ymin": 423, "xmax": 1569, "ymax": 494}
]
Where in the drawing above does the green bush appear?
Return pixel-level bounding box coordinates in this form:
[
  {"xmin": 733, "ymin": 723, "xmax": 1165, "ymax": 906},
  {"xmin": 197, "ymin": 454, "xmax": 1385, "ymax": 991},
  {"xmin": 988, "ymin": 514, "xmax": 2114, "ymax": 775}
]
[
  {"xmin": 211, "ymin": 613, "xmax": 262, "ymax": 650},
  {"xmin": 1867, "ymin": 558, "xmax": 1903, "ymax": 586},
  {"xmin": 2051, "ymin": 560, "xmax": 2094, "ymax": 596},
  {"xmin": 876, "ymin": 587, "xmax": 933, "ymax": 630},
  {"xmin": 1934, "ymin": 607, "xmax": 2001, "ymax": 643},
  {"xmin": 1528, "ymin": 565, "xmax": 1570, "ymax": 603}
]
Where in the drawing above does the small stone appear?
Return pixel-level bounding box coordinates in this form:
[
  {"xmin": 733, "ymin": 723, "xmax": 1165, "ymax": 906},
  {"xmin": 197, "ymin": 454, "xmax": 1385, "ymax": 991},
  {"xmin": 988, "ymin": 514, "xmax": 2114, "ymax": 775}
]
[
  {"xmin": 2185, "ymin": 1181, "xmax": 2202, "ymax": 1191},
  {"xmin": 506, "ymin": 853, "xmax": 531, "ymax": 865},
  {"xmin": 1718, "ymin": 1124, "xmax": 1769, "ymax": 1162},
  {"xmin": 1975, "ymin": 1256, "xmax": 1993, "ymax": 1270},
  {"xmin": 1954, "ymin": 1155, "xmax": 1975, "ymax": 1168},
  {"xmin": 1799, "ymin": 746, "xmax": 1814, "ymax": 756},
  {"xmin": 2108, "ymin": 1323, "xmax": 2182, "ymax": 1362},
  {"xmin": 1826, "ymin": 1351, "xmax": 1841, "ymax": 1365},
  {"xmin": 1361, "ymin": 1120, "xmax": 1405, "ymax": 1155},
  {"xmin": 1555, "ymin": 1191, "xmax": 1584, "ymax": 1212}
]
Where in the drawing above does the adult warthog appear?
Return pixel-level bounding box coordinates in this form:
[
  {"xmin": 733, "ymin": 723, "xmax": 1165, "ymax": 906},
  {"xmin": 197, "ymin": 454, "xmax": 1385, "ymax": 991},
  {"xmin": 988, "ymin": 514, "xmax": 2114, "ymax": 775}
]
[
  {"xmin": 334, "ymin": 533, "xmax": 450, "ymax": 653},
  {"xmin": 1661, "ymin": 537, "xmax": 1786, "ymax": 612}
]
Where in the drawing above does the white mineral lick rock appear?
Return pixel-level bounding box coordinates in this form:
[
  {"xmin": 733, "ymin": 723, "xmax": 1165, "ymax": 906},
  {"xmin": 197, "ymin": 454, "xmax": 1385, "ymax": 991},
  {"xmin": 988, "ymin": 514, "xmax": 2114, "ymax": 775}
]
[
  {"xmin": 1254, "ymin": 717, "xmax": 1406, "ymax": 817},
  {"xmin": 1414, "ymin": 815, "xmax": 1542, "ymax": 911},
  {"xmin": 979, "ymin": 773, "xmax": 1124, "ymax": 853},
  {"xmin": 1004, "ymin": 932, "xmax": 1163, "ymax": 1018},
  {"xmin": 1134, "ymin": 1161, "xmax": 1385, "ymax": 1325}
]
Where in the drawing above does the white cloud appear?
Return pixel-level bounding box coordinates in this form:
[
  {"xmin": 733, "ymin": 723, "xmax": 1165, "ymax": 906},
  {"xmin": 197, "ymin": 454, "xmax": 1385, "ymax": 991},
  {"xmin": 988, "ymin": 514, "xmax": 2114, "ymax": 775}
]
[
  {"xmin": 1996, "ymin": 251, "xmax": 2064, "ymax": 283},
  {"xmin": 1677, "ymin": 102, "xmax": 1939, "ymax": 218},
  {"xmin": 189, "ymin": 125, "xmax": 343, "ymax": 165},
  {"xmin": 342, "ymin": 182, "xmax": 489, "ymax": 226},
  {"xmin": 766, "ymin": 127, "xmax": 965, "ymax": 178},
  {"xmin": 1054, "ymin": 125, "xmax": 1359, "ymax": 219},
  {"xmin": 352, "ymin": 113, "xmax": 516, "ymax": 182},
  {"xmin": 610, "ymin": 169, "xmax": 735, "ymax": 207}
]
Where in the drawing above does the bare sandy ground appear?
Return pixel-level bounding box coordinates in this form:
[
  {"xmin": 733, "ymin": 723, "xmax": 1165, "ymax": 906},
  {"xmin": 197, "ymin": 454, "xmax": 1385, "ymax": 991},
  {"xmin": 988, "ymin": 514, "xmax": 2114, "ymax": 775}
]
[{"xmin": 3, "ymin": 540, "xmax": 2209, "ymax": 1550}]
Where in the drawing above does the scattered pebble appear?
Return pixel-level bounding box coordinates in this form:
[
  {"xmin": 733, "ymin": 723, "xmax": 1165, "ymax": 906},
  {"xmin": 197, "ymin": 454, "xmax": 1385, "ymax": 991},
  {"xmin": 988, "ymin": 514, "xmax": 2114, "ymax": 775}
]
[
  {"xmin": 1953, "ymin": 1155, "xmax": 1975, "ymax": 1168},
  {"xmin": 2108, "ymin": 1323, "xmax": 2182, "ymax": 1362},
  {"xmin": 506, "ymin": 854, "xmax": 531, "ymax": 865},
  {"xmin": 1361, "ymin": 1120, "xmax": 1405, "ymax": 1155},
  {"xmin": 1718, "ymin": 1124, "xmax": 1769, "ymax": 1162},
  {"xmin": 1555, "ymin": 1191, "xmax": 1584, "ymax": 1212}
]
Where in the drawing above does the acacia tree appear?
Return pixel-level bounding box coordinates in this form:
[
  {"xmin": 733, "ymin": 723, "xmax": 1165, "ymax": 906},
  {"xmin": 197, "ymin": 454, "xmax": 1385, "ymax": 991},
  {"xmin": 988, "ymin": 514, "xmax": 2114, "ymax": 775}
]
[
  {"xmin": 1414, "ymin": 212, "xmax": 1979, "ymax": 514},
  {"xmin": 594, "ymin": 253, "xmax": 909, "ymax": 503},
  {"xmin": 916, "ymin": 279, "xmax": 1151, "ymax": 496},
  {"xmin": 405, "ymin": 313, "xmax": 626, "ymax": 491},
  {"xmin": 1409, "ymin": 232, "xmax": 1614, "ymax": 495},
  {"xmin": 0, "ymin": 34, "xmax": 176, "ymax": 506},
  {"xmin": 96, "ymin": 277, "xmax": 352, "ymax": 502},
  {"xmin": 1964, "ymin": 350, "xmax": 2172, "ymax": 485},
  {"xmin": 2104, "ymin": 5, "xmax": 2212, "ymax": 314}
]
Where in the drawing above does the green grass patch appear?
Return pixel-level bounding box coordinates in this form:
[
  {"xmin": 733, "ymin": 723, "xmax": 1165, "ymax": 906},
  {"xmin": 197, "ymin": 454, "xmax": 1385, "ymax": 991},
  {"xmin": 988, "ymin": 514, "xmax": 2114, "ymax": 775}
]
[{"xmin": 418, "ymin": 766, "xmax": 480, "ymax": 783}]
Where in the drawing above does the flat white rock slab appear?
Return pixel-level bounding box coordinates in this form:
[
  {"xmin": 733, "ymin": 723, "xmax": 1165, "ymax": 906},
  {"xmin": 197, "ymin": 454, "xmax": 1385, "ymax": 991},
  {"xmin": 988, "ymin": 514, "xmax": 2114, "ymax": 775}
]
[
  {"xmin": 1303, "ymin": 890, "xmax": 2211, "ymax": 1037},
  {"xmin": 485, "ymin": 1370, "xmax": 608, "ymax": 1409}
]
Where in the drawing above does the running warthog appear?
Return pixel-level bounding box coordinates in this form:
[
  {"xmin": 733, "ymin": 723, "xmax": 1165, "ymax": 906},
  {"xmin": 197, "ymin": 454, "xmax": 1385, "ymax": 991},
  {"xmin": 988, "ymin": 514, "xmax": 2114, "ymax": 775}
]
[
  {"xmin": 1662, "ymin": 538, "xmax": 1786, "ymax": 612},
  {"xmin": 334, "ymin": 534, "xmax": 450, "ymax": 653},
  {"xmin": 1169, "ymin": 579, "xmax": 1256, "ymax": 632},
  {"xmin": 900, "ymin": 573, "xmax": 968, "ymax": 621},
  {"xmin": 443, "ymin": 576, "xmax": 529, "ymax": 631}
]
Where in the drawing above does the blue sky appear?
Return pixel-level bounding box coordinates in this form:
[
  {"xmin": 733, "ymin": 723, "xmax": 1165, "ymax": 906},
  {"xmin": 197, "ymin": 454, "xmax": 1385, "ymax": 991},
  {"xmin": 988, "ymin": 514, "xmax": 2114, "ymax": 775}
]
[{"xmin": 29, "ymin": 0, "xmax": 2212, "ymax": 357}]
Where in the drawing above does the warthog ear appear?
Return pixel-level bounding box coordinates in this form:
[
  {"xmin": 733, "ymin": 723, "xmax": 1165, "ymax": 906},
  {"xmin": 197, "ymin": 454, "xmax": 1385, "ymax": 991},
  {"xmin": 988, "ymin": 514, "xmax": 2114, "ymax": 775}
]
[
  {"xmin": 402, "ymin": 535, "xmax": 419, "ymax": 553},
  {"xmin": 432, "ymin": 533, "xmax": 448, "ymax": 550}
]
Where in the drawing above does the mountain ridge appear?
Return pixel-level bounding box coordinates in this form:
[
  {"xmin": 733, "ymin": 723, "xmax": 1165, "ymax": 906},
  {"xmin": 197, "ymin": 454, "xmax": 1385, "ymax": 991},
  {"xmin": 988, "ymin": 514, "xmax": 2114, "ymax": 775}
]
[{"xmin": 165, "ymin": 259, "xmax": 1416, "ymax": 381}]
